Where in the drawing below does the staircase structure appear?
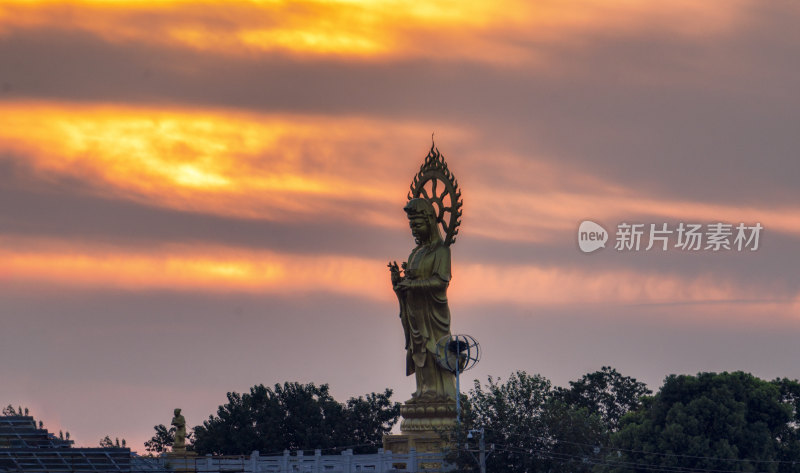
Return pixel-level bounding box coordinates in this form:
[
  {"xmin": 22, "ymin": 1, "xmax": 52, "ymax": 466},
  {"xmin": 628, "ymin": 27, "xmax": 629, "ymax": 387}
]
[{"xmin": 0, "ymin": 416, "xmax": 132, "ymax": 472}]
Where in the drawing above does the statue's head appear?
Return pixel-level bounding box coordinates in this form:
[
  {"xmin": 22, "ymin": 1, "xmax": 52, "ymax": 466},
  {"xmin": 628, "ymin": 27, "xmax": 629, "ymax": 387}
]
[
  {"xmin": 173, "ymin": 408, "xmax": 181, "ymax": 416},
  {"xmin": 404, "ymin": 198, "xmax": 442, "ymax": 246}
]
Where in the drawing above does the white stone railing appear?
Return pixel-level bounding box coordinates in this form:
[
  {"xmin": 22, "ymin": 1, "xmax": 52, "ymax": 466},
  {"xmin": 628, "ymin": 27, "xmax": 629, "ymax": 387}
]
[{"xmin": 163, "ymin": 448, "xmax": 448, "ymax": 473}]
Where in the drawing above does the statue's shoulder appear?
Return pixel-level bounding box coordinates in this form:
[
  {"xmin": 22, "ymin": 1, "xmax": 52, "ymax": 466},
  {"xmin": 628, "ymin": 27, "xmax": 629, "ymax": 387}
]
[
  {"xmin": 432, "ymin": 243, "xmax": 450, "ymax": 255},
  {"xmin": 430, "ymin": 243, "xmax": 451, "ymax": 265}
]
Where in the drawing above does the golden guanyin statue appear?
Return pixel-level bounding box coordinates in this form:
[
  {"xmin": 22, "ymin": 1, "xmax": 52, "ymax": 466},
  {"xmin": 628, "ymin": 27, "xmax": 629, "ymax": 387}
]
[
  {"xmin": 391, "ymin": 198, "xmax": 457, "ymax": 404},
  {"xmin": 387, "ymin": 142, "xmax": 463, "ymax": 437}
]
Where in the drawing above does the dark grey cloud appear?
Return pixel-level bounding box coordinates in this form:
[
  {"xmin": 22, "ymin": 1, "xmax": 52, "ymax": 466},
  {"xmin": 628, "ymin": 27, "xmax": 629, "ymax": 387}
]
[{"xmin": 461, "ymin": 228, "xmax": 800, "ymax": 299}]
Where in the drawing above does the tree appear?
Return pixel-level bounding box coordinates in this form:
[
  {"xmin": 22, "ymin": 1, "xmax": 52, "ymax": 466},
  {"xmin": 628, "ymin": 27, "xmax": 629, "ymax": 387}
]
[
  {"xmin": 99, "ymin": 436, "xmax": 127, "ymax": 448},
  {"xmin": 774, "ymin": 378, "xmax": 800, "ymax": 465},
  {"xmin": 605, "ymin": 372, "xmax": 800, "ymax": 473},
  {"xmin": 145, "ymin": 424, "xmax": 174, "ymax": 454},
  {"xmin": 2, "ymin": 405, "xmax": 26, "ymax": 416},
  {"xmin": 192, "ymin": 382, "xmax": 400, "ymax": 455},
  {"xmin": 2, "ymin": 405, "xmax": 33, "ymax": 417},
  {"xmin": 342, "ymin": 390, "xmax": 402, "ymax": 453},
  {"xmin": 450, "ymin": 371, "xmax": 607, "ymax": 473},
  {"xmin": 144, "ymin": 424, "xmax": 195, "ymax": 454},
  {"xmin": 555, "ymin": 366, "xmax": 651, "ymax": 431}
]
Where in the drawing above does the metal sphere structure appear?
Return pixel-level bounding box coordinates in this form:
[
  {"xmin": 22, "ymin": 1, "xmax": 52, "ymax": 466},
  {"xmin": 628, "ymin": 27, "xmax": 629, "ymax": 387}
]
[
  {"xmin": 435, "ymin": 334, "xmax": 481, "ymax": 374},
  {"xmin": 435, "ymin": 334, "xmax": 481, "ymax": 424}
]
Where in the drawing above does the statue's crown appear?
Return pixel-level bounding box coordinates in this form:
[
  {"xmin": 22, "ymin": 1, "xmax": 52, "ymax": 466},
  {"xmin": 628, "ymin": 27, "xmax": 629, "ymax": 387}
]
[{"xmin": 404, "ymin": 198, "xmax": 435, "ymax": 219}]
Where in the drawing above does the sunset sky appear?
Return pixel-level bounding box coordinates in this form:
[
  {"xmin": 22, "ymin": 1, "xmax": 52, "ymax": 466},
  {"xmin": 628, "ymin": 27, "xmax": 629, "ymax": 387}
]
[{"xmin": 1, "ymin": 0, "xmax": 799, "ymax": 453}]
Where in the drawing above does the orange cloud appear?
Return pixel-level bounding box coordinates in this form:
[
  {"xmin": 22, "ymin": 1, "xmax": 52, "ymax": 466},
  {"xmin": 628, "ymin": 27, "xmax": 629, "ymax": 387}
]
[
  {"xmin": 3, "ymin": 238, "xmax": 795, "ymax": 320},
  {"xmin": 1, "ymin": 100, "xmax": 799, "ymax": 246},
  {"xmin": 0, "ymin": 100, "xmax": 467, "ymax": 229},
  {"xmin": 453, "ymin": 263, "xmax": 741, "ymax": 307},
  {"xmin": 0, "ymin": 0, "xmax": 750, "ymax": 63},
  {"xmin": 0, "ymin": 239, "xmax": 385, "ymax": 296}
]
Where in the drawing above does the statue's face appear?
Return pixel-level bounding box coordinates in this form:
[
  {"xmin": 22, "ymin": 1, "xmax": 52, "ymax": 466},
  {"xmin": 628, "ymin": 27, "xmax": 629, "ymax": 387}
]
[{"xmin": 409, "ymin": 216, "xmax": 430, "ymax": 242}]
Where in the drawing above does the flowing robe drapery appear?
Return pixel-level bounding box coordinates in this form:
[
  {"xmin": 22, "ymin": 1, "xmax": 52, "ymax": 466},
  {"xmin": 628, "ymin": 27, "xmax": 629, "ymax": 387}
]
[{"xmin": 398, "ymin": 242, "xmax": 457, "ymax": 403}]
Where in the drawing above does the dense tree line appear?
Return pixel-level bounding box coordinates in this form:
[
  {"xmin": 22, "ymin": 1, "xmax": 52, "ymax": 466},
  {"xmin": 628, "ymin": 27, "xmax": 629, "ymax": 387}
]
[
  {"xmin": 452, "ymin": 369, "xmax": 800, "ymax": 473},
  {"xmin": 146, "ymin": 382, "xmax": 399, "ymax": 455},
  {"xmin": 450, "ymin": 367, "xmax": 649, "ymax": 473},
  {"xmin": 606, "ymin": 372, "xmax": 800, "ymax": 473},
  {"xmin": 145, "ymin": 368, "xmax": 800, "ymax": 473}
]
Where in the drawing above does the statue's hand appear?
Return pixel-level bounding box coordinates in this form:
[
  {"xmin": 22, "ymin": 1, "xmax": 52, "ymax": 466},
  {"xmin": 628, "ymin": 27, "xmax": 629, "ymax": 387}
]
[{"xmin": 388, "ymin": 261, "xmax": 401, "ymax": 286}]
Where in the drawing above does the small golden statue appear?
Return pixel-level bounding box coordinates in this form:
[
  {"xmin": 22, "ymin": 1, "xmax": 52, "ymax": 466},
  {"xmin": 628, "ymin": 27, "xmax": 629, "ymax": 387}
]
[
  {"xmin": 385, "ymin": 142, "xmax": 463, "ymax": 454},
  {"xmin": 171, "ymin": 408, "xmax": 186, "ymax": 453}
]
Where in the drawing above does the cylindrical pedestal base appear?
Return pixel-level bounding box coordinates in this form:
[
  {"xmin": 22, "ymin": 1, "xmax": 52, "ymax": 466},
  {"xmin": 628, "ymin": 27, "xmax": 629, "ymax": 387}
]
[{"xmin": 382, "ymin": 399, "xmax": 456, "ymax": 469}]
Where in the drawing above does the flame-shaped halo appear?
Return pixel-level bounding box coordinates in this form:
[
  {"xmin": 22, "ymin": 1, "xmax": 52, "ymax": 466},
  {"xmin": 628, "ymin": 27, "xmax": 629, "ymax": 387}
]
[{"xmin": 407, "ymin": 142, "xmax": 463, "ymax": 247}]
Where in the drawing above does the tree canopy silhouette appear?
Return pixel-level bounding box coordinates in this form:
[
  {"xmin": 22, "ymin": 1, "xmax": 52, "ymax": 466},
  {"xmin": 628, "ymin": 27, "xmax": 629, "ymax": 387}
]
[
  {"xmin": 605, "ymin": 372, "xmax": 800, "ymax": 473},
  {"xmin": 190, "ymin": 382, "xmax": 400, "ymax": 455}
]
